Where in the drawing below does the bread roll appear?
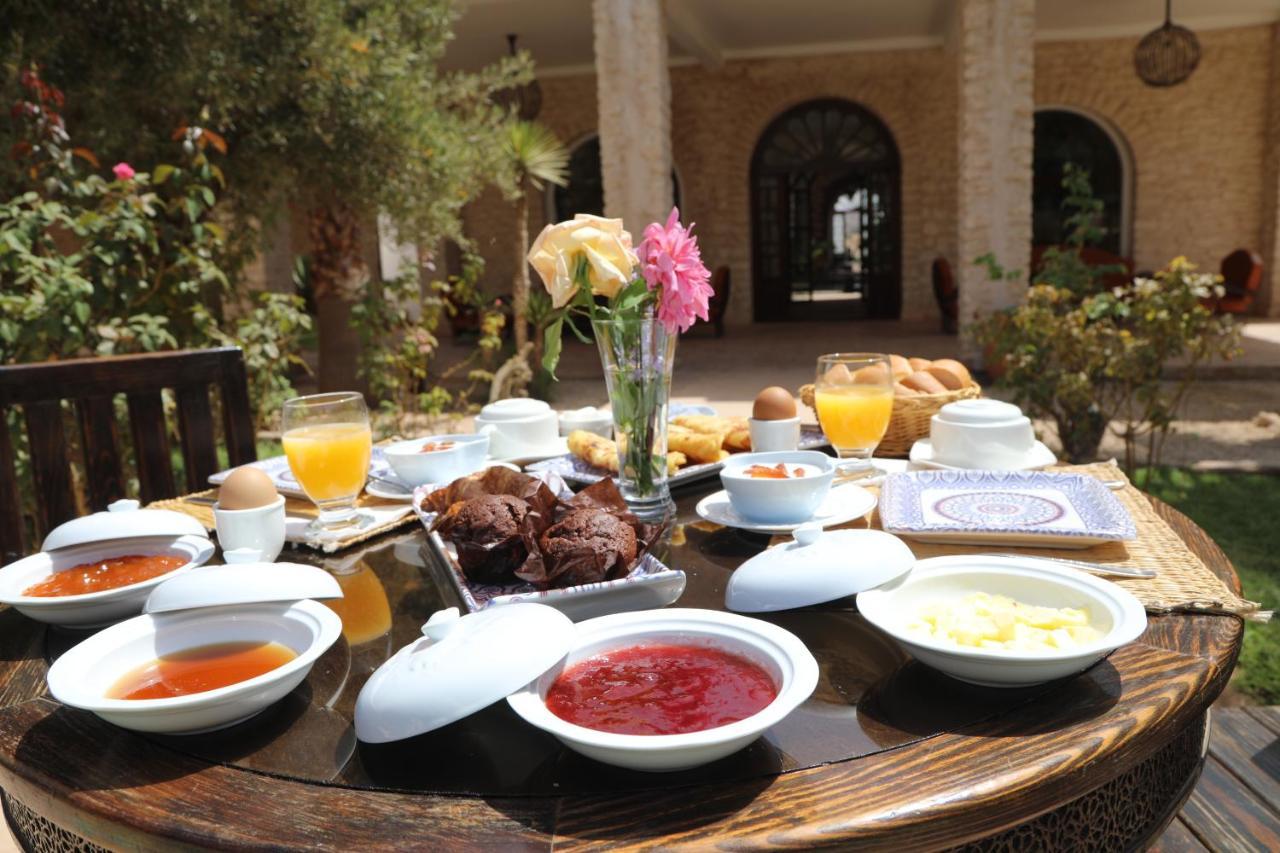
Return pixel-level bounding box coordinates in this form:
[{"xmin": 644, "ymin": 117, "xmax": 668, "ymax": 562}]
[
  {"xmin": 929, "ymin": 358, "xmax": 972, "ymax": 388},
  {"xmin": 901, "ymin": 370, "xmax": 948, "ymax": 395},
  {"xmin": 925, "ymin": 364, "xmax": 966, "ymax": 390},
  {"xmin": 894, "ymin": 381, "xmax": 922, "ymax": 397},
  {"xmin": 908, "ymin": 357, "xmax": 932, "ymax": 371},
  {"xmin": 888, "ymin": 354, "xmax": 912, "ymax": 379},
  {"xmin": 851, "ymin": 363, "xmax": 892, "ymax": 385}
]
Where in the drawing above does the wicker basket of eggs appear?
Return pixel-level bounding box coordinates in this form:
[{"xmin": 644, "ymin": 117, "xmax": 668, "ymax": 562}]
[{"xmin": 798, "ymin": 355, "xmax": 981, "ymax": 458}]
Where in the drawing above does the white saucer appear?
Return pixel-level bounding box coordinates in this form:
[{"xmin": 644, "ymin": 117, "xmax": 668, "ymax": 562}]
[
  {"xmin": 695, "ymin": 482, "xmax": 878, "ymax": 535},
  {"xmin": 490, "ymin": 437, "xmax": 570, "ymax": 468},
  {"xmin": 909, "ymin": 438, "xmax": 1056, "ymax": 471}
]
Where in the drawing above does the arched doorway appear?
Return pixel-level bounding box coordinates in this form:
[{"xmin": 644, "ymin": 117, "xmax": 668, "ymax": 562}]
[
  {"xmin": 1033, "ymin": 108, "xmax": 1132, "ymax": 256},
  {"xmin": 548, "ymin": 135, "xmax": 680, "ymax": 222},
  {"xmin": 751, "ymin": 99, "xmax": 901, "ymax": 321}
]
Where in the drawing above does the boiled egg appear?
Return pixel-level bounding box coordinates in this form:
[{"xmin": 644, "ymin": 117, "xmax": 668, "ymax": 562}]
[
  {"xmin": 752, "ymin": 386, "xmax": 798, "ymax": 421},
  {"xmin": 217, "ymin": 466, "xmax": 279, "ymax": 510}
]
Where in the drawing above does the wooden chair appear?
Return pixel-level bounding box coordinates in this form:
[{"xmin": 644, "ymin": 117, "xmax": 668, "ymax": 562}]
[
  {"xmin": 698, "ymin": 266, "xmax": 731, "ymax": 337},
  {"xmin": 931, "ymin": 257, "xmax": 958, "ymax": 334},
  {"xmin": 0, "ymin": 347, "xmax": 257, "ymax": 560},
  {"xmin": 1217, "ymin": 248, "xmax": 1263, "ymax": 315}
]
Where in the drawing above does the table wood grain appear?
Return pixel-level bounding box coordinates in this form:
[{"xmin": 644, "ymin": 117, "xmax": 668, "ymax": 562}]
[{"xmin": 0, "ymin": 493, "xmax": 1244, "ymax": 851}]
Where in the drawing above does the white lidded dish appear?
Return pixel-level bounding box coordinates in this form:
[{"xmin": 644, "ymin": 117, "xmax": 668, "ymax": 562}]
[
  {"xmin": 856, "ymin": 555, "xmax": 1148, "ymax": 687},
  {"xmin": 355, "ymin": 605, "xmax": 819, "ymax": 772},
  {"xmin": 725, "ymin": 526, "xmax": 916, "ymax": 612},
  {"xmin": 0, "ymin": 499, "xmax": 214, "ymax": 627},
  {"xmin": 46, "ymin": 562, "xmax": 343, "ymax": 734}
]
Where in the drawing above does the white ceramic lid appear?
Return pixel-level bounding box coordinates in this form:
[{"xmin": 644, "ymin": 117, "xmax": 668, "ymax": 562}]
[
  {"xmin": 935, "ymin": 398, "xmax": 1025, "ymax": 425},
  {"xmin": 354, "ymin": 604, "xmax": 575, "ymax": 744},
  {"xmin": 143, "ymin": 562, "xmax": 343, "ymax": 614},
  {"xmin": 42, "ymin": 499, "xmax": 209, "ymax": 552},
  {"xmin": 725, "ymin": 525, "xmax": 917, "ymax": 612}
]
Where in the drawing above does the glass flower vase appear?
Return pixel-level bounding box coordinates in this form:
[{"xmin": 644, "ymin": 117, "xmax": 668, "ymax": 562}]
[{"xmin": 593, "ymin": 316, "xmax": 676, "ymax": 522}]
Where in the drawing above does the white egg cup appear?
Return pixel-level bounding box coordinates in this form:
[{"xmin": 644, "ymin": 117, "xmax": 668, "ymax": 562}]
[
  {"xmin": 213, "ymin": 495, "xmax": 286, "ymax": 563},
  {"xmin": 747, "ymin": 416, "xmax": 801, "ymax": 453}
]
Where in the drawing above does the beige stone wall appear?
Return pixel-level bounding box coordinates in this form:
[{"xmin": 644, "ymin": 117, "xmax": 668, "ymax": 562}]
[
  {"xmin": 464, "ymin": 50, "xmax": 958, "ymax": 324},
  {"xmin": 463, "ymin": 23, "xmax": 1279, "ymax": 322},
  {"xmin": 1036, "ymin": 25, "xmax": 1273, "ymax": 290}
]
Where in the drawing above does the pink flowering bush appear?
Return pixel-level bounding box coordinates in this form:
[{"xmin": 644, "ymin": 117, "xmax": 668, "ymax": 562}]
[{"xmin": 111, "ymin": 162, "xmax": 136, "ymax": 181}]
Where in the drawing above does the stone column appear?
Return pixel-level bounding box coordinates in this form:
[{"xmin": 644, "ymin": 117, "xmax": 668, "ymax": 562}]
[
  {"xmin": 953, "ymin": 0, "xmax": 1035, "ymax": 358},
  {"xmin": 591, "ymin": 0, "xmax": 673, "ymax": 229},
  {"xmin": 1257, "ymin": 22, "xmax": 1280, "ymax": 316}
]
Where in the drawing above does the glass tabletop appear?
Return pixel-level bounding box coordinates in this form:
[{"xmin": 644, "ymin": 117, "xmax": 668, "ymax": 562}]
[{"xmin": 46, "ymin": 479, "xmax": 1065, "ymax": 797}]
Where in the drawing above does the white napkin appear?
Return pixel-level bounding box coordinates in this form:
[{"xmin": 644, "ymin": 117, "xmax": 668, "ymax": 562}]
[{"xmin": 284, "ymin": 503, "xmax": 416, "ymax": 553}]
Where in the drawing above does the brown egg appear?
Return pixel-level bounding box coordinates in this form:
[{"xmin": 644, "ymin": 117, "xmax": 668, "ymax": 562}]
[
  {"xmin": 218, "ymin": 466, "xmax": 279, "ymax": 510},
  {"xmin": 753, "ymin": 386, "xmax": 798, "ymax": 421}
]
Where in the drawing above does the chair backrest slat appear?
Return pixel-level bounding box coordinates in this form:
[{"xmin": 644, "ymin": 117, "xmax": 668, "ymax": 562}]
[
  {"xmin": 175, "ymin": 385, "xmax": 218, "ymax": 491},
  {"xmin": 0, "ymin": 419, "xmax": 26, "ymax": 560},
  {"xmin": 22, "ymin": 400, "xmax": 75, "ymax": 540},
  {"xmin": 125, "ymin": 391, "xmax": 174, "ymax": 504},
  {"xmin": 77, "ymin": 395, "xmax": 126, "ymax": 511},
  {"xmin": 219, "ymin": 356, "xmax": 257, "ymax": 467},
  {"xmin": 0, "ymin": 347, "xmax": 258, "ymax": 554}
]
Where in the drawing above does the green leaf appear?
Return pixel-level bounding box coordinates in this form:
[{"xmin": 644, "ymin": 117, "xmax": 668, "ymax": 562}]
[
  {"xmin": 153, "ymin": 165, "xmax": 176, "ymax": 185},
  {"xmin": 542, "ymin": 315, "xmax": 564, "ymax": 379}
]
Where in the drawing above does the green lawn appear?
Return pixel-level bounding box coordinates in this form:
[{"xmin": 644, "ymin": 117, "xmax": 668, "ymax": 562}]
[{"xmin": 1135, "ymin": 468, "xmax": 1280, "ymax": 704}]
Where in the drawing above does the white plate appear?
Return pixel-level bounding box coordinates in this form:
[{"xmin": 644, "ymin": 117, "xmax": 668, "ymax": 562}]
[
  {"xmin": 879, "ymin": 470, "xmax": 1136, "ymax": 549},
  {"xmin": 695, "ymin": 482, "xmax": 877, "ymax": 534},
  {"xmin": 491, "ymin": 436, "xmax": 571, "ymax": 468},
  {"xmin": 365, "ymin": 462, "xmax": 523, "ymax": 503},
  {"xmin": 909, "ymin": 438, "xmax": 1057, "ymax": 471}
]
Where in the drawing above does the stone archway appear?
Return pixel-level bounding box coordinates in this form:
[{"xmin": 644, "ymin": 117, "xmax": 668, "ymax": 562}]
[
  {"xmin": 750, "ymin": 99, "xmax": 902, "ymax": 321},
  {"xmin": 1033, "ymin": 108, "xmax": 1133, "ymax": 257}
]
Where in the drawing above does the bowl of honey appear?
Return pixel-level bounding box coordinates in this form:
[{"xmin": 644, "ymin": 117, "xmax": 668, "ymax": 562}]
[{"xmin": 47, "ymin": 595, "xmax": 343, "ymax": 734}]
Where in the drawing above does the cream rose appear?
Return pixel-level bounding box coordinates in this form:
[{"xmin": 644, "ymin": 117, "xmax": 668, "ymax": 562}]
[{"xmin": 527, "ymin": 214, "xmax": 639, "ymax": 308}]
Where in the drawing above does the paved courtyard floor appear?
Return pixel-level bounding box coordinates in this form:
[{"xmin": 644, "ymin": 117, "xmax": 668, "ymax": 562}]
[{"xmin": 462, "ymin": 317, "xmax": 1280, "ymax": 471}]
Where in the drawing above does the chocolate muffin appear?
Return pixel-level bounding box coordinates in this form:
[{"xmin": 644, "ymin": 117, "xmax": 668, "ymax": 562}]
[
  {"xmin": 444, "ymin": 494, "xmax": 532, "ymax": 583},
  {"xmin": 538, "ymin": 509, "xmax": 638, "ymax": 580}
]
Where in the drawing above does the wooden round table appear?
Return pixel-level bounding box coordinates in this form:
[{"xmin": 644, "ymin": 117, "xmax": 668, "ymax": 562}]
[{"xmin": 0, "ymin": 482, "xmax": 1242, "ymax": 851}]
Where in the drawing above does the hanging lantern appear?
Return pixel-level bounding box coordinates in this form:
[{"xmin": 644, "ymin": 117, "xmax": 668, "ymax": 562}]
[
  {"xmin": 1135, "ymin": 0, "xmax": 1201, "ymax": 87},
  {"xmin": 493, "ymin": 34, "xmax": 542, "ymax": 121}
]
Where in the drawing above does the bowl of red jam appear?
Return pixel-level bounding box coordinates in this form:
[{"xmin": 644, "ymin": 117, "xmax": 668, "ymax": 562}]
[
  {"xmin": 0, "ymin": 534, "xmax": 215, "ymax": 628},
  {"xmin": 506, "ymin": 608, "xmax": 819, "ymax": 772}
]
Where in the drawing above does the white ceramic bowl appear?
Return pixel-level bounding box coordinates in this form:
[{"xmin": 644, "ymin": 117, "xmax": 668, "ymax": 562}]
[
  {"xmin": 47, "ymin": 599, "xmax": 342, "ymax": 734},
  {"xmin": 0, "ymin": 534, "xmax": 215, "ymax": 627},
  {"xmin": 383, "ymin": 433, "xmax": 490, "ymax": 487},
  {"xmin": 929, "ymin": 399, "xmax": 1035, "ymax": 469},
  {"xmin": 856, "ymin": 555, "xmax": 1148, "ymax": 687},
  {"xmin": 719, "ymin": 451, "xmax": 835, "ymax": 525},
  {"xmin": 507, "ymin": 608, "xmax": 818, "ymax": 772}
]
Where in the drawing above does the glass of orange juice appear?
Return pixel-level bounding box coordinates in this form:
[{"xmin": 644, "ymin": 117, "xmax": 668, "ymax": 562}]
[
  {"xmin": 282, "ymin": 392, "xmax": 373, "ymax": 533},
  {"xmin": 814, "ymin": 353, "xmax": 895, "ymax": 477}
]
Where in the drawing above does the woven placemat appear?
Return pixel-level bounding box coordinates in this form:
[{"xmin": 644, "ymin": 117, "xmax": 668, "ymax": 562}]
[
  {"xmin": 149, "ymin": 489, "xmax": 417, "ymax": 554},
  {"xmin": 861, "ymin": 461, "xmax": 1265, "ymax": 621}
]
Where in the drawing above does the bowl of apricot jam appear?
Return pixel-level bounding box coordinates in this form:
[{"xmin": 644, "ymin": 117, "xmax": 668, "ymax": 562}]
[
  {"xmin": 507, "ymin": 608, "xmax": 818, "ymax": 772},
  {"xmin": 46, "ymin": 598, "xmax": 342, "ymax": 734},
  {"xmin": 0, "ymin": 534, "xmax": 215, "ymax": 628}
]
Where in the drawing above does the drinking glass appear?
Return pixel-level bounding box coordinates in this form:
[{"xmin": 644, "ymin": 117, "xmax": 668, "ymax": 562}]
[
  {"xmin": 814, "ymin": 353, "xmax": 895, "ymax": 477},
  {"xmin": 282, "ymin": 392, "xmax": 372, "ymax": 533}
]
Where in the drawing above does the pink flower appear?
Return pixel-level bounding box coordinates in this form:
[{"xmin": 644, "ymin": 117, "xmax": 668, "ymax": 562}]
[
  {"xmin": 637, "ymin": 207, "xmax": 713, "ymax": 335},
  {"xmin": 112, "ymin": 162, "xmax": 136, "ymax": 181}
]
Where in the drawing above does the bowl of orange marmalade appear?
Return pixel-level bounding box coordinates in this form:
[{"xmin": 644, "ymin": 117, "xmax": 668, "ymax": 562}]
[{"xmin": 0, "ymin": 504, "xmax": 215, "ymax": 627}]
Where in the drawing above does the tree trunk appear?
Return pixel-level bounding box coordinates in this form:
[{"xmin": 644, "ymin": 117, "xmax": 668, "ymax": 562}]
[
  {"xmin": 308, "ymin": 202, "xmax": 369, "ymax": 393},
  {"xmin": 513, "ymin": 184, "xmax": 530, "ymax": 351}
]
